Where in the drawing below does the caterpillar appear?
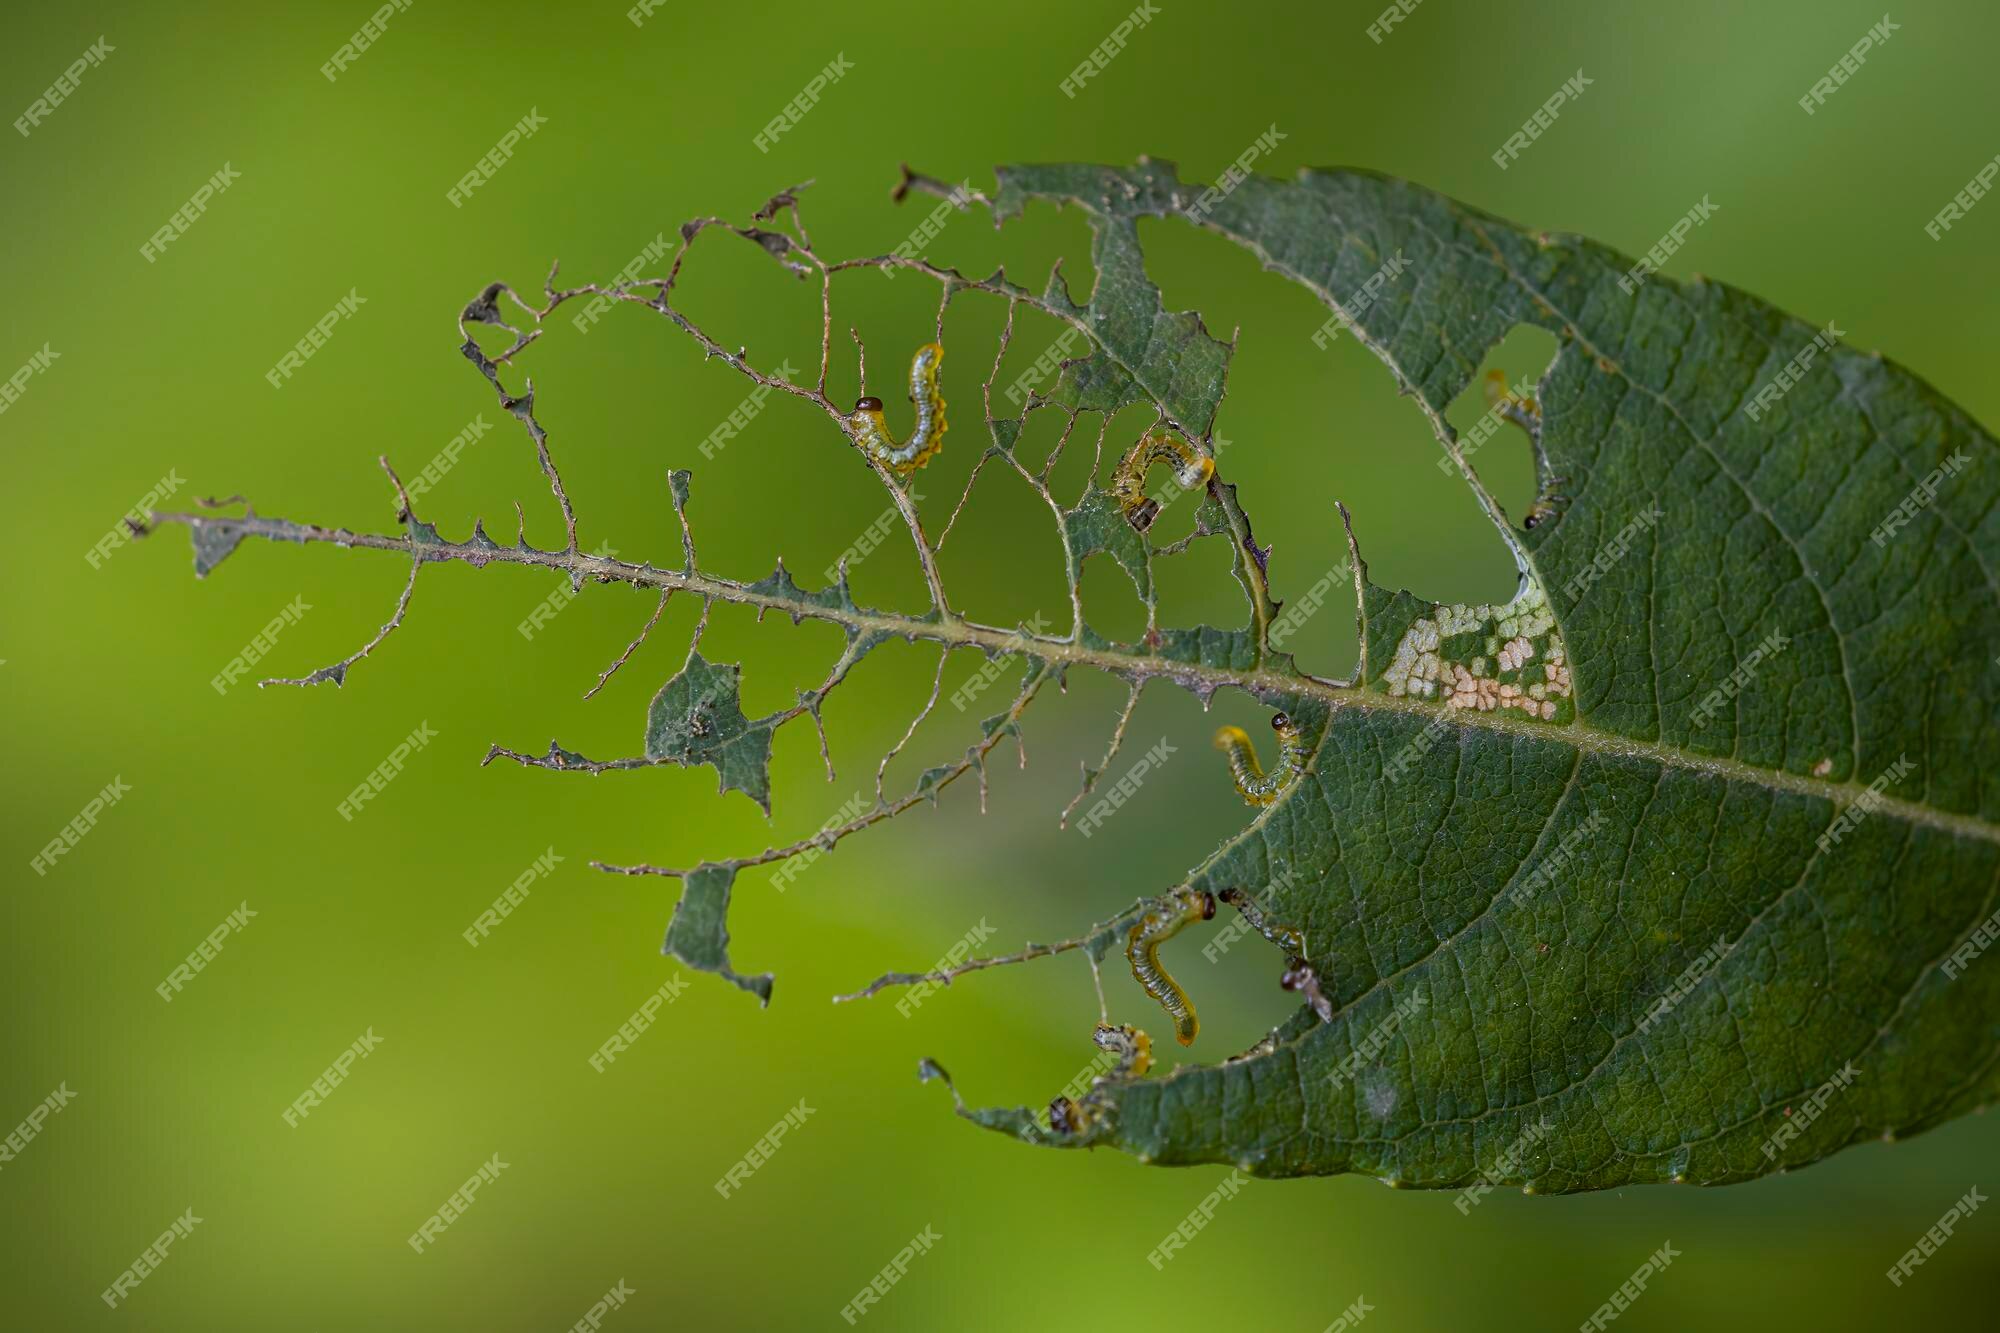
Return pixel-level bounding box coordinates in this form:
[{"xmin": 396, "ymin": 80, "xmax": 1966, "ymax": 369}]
[
  {"xmin": 845, "ymin": 342, "xmax": 947, "ymax": 474},
  {"xmin": 1217, "ymin": 887, "xmax": 1305, "ymax": 956},
  {"xmin": 1048, "ymin": 1022, "xmax": 1155, "ymax": 1136},
  {"xmin": 1092, "ymin": 1021, "xmax": 1153, "ymax": 1080},
  {"xmin": 1126, "ymin": 887, "xmax": 1216, "ymax": 1046},
  {"xmin": 1280, "ymin": 956, "xmax": 1335, "ymax": 1024},
  {"xmin": 1213, "ymin": 711, "xmax": 1306, "ymax": 806},
  {"xmin": 1110, "ymin": 430, "xmax": 1213, "ymax": 531},
  {"xmin": 1484, "ymin": 368, "xmax": 1540, "ymax": 439}
]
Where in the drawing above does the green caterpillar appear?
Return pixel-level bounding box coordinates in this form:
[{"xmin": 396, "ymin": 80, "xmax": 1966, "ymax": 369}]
[
  {"xmin": 844, "ymin": 341, "xmax": 946, "ymax": 474},
  {"xmin": 1110, "ymin": 429, "xmax": 1213, "ymax": 531},
  {"xmin": 1213, "ymin": 711, "xmax": 1306, "ymax": 806},
  {"xmin": 1126, "ymin": 887, "xmax": 1215, "ymax": 1046}
]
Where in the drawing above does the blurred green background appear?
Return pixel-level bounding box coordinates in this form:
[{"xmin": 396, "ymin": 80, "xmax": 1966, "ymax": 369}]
[{"xmin": 5, "ymin": 0, "xmax": 1998, "ymax": 1328}]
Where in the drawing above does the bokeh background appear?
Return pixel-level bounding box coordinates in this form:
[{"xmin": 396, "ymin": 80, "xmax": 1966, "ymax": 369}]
[{"xmin": 5, "ymin": 0, "xmax": 1998, "ymax": 1328}]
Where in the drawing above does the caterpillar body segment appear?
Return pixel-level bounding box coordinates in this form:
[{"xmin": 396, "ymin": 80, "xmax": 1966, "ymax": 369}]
[
  {"xmin": 1213, "ymin": 711, "xmax": 1306, "ymax": 807},
  {"xmin": 1126, "ymin": 887, "xmax": 1216, "ymax": 1046},
  {"xmin": 1111, "ymin": 430, "xmax": 1214, "ymax": 531},
  {"xmin": 845, "ymin": 342, "xmax": 947, "ymax": 474}
]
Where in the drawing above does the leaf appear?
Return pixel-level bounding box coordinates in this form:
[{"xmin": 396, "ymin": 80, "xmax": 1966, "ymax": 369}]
[
  {"xmin": 945, "ymin": 160, "xmax": 2000, "ymax": 1191},
  {"xmin": 147, "ymin": 162, "xmax": 2000, "ymax": 1194}
]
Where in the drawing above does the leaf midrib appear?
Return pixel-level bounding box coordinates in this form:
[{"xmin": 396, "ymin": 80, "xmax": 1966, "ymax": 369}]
[{"xmin": 151, "ymin": 510, "xmax": 2000, "ymax": 848}]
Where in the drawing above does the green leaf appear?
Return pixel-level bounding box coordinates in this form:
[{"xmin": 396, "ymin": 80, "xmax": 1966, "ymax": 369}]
[
  {"xmin": 645, "ymin": 650, "xmax": 776, "ymax": 813},
  {"xmin": 950, "ymin": 160, "xmax": 2000, "ymax": 1190},
  {"xmin": 152, "ymin": 161, "xmax": 1999, "ymax": 1195}
]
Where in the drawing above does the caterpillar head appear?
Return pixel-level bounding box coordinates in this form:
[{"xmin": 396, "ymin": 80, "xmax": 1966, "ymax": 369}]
[{"xmin": 1271, "ymin": 711, "xmax": 1301, "ymax": 740}]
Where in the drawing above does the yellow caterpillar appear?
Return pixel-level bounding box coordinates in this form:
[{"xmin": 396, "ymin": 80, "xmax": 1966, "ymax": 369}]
[
  {"xmin": 1213, "ymin": 711, "xmax": 1306, "ymax": 806},
  {"xmin": 1126, "ymin": 887, "xmax": 1215, "ymax": 1046},
  {"xmin": 845, "ymin": 342, "xmax": 946, "ymax": 474},
  {"xmin": 1110, "ymin": 430, "xmax": 1213, "ymax": 531},
  {"xmin": 1047, "ymin": 1022, "xmax": 1154, "ymax": 1136},
  {"xmin": 1485, "ymin": 368, "xmax": 1539, "ymax": 438}
]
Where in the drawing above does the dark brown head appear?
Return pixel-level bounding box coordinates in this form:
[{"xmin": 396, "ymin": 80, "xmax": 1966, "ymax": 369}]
[
  {"xmin": 1271, "ymin": 711, "xmax": 1291, "ymax": 732},
  {"xmin": 854, "ymin": 395, "xmax": 884, "ymax": 413},
  {"xmin": 1279, "ymin": 957, "xmax": 1313, "ymax": 992},
  {"xmin": 1198, "ymin": 890, "xmax": 1216, "ymax": 921}
]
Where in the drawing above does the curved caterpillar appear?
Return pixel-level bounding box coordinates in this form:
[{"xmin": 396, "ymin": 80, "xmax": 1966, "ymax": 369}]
[
  {"xmin": 1110, "ymin": 430, "xmax": 1213, "ymax": 531},
  {"xmin": 1217, "ymin": 887, "xmax": 1305, "ymax": 957},
  {"xmin": 845, "ymin": 342, "xmax": 947, "ymax": 474},
  {"xmin": 1484, "ymin": 368, "xmax": 1540, "ymax": 439},
  {"xmin": 1048, "ymin": 1023, "xmax": 1155, "ymax": 1136},
  {"xmin": 1126, "ymin": 887, "xmax": 1215, "ymax": 1046},
  {"xmin": 1213, "ymin": 711, "xmax": 1306, "ymax": 806}
]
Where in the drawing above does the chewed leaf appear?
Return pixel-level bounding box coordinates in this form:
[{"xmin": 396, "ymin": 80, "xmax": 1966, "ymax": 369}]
[
  {"xmin": 644, "ymin": 651, "xmax": 776, "ymax": 812},
  {"xmin": 665, "ymin": 865, "xmax": 772, "ymax": 1005},
  {"xmin": 150, "ymin": 159, "xmax": 1999, "ymax": 1194}
]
